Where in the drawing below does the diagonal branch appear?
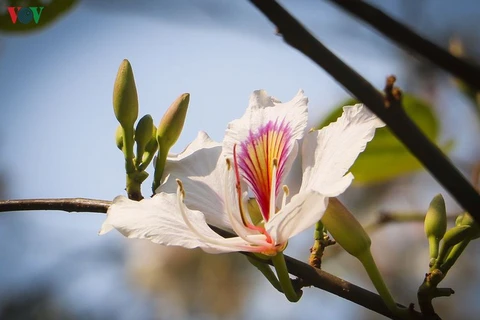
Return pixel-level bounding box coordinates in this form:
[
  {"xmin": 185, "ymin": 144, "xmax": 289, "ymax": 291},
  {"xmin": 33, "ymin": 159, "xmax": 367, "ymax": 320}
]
[
  {"xmin": 247, "ymin": 0, "xmax": 480, "ymax": 224},
  {"xmin": 0, "ymin": 197, "xmax": 423, "ymax": 320},
  {"xmin": 327, "ymin": 0, "xmax": 480, "ymax": 91}
]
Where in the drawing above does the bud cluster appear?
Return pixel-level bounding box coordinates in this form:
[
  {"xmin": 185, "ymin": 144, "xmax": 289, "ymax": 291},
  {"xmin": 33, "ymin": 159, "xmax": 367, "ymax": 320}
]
[{"xmin": 113, "ymin": 59, "xmax": 189, "ymax": 199}]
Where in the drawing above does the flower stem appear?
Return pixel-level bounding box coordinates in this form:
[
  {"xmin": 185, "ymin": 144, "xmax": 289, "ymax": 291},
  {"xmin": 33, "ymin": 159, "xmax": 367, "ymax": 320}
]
[
  {"xmin": 247, "ymin": 256, "xmax": 283, "ymax": 292},
  {"xmin": 122, "ymin": 127, "xmax": 143, "ymax": 200},
  {"xmin": 152, "ymin": 143, "xmax": 168, "ymax": 193},
  {"xmin": 440, "ymin": 239, "xmax": 471, "ymax": 274},
  {"xmin": 122, "ymin": 126, "xmax": 135, "ymax": 174},
  {"xmin": 356, "ymin": 249, "xmax": 404, "ymax": 317},
  {"xmin": 271, "ymin": 252, "xmax": 302, "ymax": 302}
]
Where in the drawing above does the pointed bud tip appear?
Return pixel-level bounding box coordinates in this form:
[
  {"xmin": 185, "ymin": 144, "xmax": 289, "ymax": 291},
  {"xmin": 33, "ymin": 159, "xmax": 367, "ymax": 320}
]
[
  {"xmin": 113, "ymin": 59, "xmax": 139, "ymax": 129},
  {"xmin": 157, "ymin": 93, "xmax": 191, "ymax": 150},
  {"xmin": 424, "ymin": 193, "xmax": 447, "ymax": 240}
]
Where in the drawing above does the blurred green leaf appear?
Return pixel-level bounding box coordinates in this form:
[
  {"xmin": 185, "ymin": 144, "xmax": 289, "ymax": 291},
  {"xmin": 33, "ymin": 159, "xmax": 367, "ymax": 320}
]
[
  {"xmin": 0, "ymin": 0, "xmax": 78, "ymax": 34},
  {"xmin": 317, "ymin": 94, "xmax": 452, "ymax": 185}
]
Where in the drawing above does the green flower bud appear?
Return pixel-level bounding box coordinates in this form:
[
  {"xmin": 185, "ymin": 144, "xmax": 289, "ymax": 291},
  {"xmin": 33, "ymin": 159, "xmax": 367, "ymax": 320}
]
[
  {"xmin": 456, "ymin": 212, "xmax": 480, "ymax": 240},
  {"xmin": 115, "ymin": 125, "xmax": 124, "ymax": 151},
  {"xmin": 321, "ymin": 197, "xmax": 371, "ymax": 258},
  {"xmin": 424, "ymin": 194, "xmax": 447, "ymax": 239},
  {"xmin": 442, "ymin": 225, "xmax": 474, "ymax": 248},
  {"xmin": 142, "ymin": 137, "xmax": 158, "ymax": 162},
  {"xmin": 322, "ymin": 199, "xmax": 399, "ymax": 314},
  {"xmin": 153, "ymin": 93, "xmax": 190, "ymax": 192},
  {"xmin": 135, "ymin": 114, "xmax": 154, "ymax": 165},
  {"xmin": 455, "ymin": 213, "xmax": 465, "ymax": 226},
  {"xmin": 424, "ymin": 194, "xmax": 447, "ymax": 260},
  {"xmin": 440, "ymin": 214, "xmax": 480, "ymax": 272},
  {"xmin": 113, "ymin": 59, "xmax": 138, "ymax": 129},
  {"xmin": 157, "ymin": 93, "xmax": 190, "ymax": 151},
  {"xmin": 435, "ymin": 225, "xmax": 476, "ymax": 269},
  {"xmin": 138, "ymin": 126, "xmax": 158, "ymax": 172}
]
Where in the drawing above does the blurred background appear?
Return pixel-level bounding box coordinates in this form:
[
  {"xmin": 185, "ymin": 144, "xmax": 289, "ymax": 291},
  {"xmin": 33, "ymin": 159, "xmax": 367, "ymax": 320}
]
[{"xmin": 0, "ymin": 0, "xmax": 479, "ymax": 319}]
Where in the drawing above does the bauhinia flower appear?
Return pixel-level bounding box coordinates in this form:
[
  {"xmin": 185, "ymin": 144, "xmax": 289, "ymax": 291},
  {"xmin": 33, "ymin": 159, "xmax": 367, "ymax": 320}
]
[{"xmin": 100, "ymin": 90, "xmax": 384, "ymax": 256}]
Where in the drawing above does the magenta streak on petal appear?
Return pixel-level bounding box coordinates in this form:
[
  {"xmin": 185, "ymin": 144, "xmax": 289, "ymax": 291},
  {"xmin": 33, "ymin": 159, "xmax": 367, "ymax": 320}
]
[{"xmin": 237, "ymin": 119, "xmax": 293, "ymax": 221}]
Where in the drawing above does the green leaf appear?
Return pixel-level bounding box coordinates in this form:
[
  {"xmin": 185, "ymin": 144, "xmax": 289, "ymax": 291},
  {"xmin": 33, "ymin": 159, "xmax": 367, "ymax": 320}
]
[{"xmin": 317, "ymin": 94, "xmax": 452, "ymax": 184}]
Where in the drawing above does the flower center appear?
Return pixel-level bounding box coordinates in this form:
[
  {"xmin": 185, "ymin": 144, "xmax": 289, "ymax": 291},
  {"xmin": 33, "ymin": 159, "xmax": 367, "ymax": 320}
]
[{"xmin": 236, "ymin": 119, "xmax": 293, "ymax": 221}]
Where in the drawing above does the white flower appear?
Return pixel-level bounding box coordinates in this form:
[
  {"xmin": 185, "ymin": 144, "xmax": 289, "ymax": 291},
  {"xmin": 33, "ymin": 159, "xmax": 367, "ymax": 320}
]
[{"xmin": 100, "ymin": 90, "xmax": 384, "ymax": 255}]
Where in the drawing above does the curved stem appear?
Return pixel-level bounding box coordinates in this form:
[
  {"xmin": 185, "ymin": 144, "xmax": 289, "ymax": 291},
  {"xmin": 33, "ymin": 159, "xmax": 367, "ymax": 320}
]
[
  {"xmin": 247, "ymin": 256, "xmax": 283, "ymax": 292},
  {"xmin": 356, "ymin": 249, "xmax": 401, "ymax": 316},
  {"xmin": 152, "ymin": 143, "xmax": 168, "ymax": 193},
  {"xmin": 440, "ymin": 239, "xmax": 471, "ymax": 274},
  {"xmin": 271, "ymin": 252, "xmax": 302, "ymax": 302}
]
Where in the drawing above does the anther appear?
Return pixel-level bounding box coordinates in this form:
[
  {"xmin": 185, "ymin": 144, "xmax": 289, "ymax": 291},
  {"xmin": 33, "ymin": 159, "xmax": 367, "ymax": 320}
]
[{"xmin": 176, "ymin": 179, "xmax": 185, "ymax": 198}]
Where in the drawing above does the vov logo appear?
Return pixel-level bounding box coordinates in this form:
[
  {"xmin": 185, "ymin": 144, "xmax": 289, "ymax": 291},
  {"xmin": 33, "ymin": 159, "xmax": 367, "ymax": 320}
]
[{"xmin": 7, "ymin": 7, "xmax": 44, "ymax": 24}]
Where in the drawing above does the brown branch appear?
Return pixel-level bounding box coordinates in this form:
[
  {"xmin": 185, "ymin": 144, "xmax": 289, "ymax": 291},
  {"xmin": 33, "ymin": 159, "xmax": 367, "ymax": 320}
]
[
  {"xmin": 0, "ymin": 198, "xmax": 111, "ymax": 213},
  {"xmin": 247, "ymin": 0, "xmax": 480, "ymax": 225},
  {"xmin": 327, "ymin": 0, "xmax": 480, "ymax": 91},
  {"xmin": 0, "ymin": 197, "xmax": 423, "ymax": 320}
]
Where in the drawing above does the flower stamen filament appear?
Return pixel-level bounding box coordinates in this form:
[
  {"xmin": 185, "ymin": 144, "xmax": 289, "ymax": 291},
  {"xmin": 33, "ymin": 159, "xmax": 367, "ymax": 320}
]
[
  {"xmin": 281, "ymin": 185, "xmax": 289, "ymax": 209},
  {"xmin": 233, "ymin": 144, "xmax": 273, "ymax": 244},
  {"xmin": 269, "ymin": 158, "xmax": 278, "ymax": 219}
]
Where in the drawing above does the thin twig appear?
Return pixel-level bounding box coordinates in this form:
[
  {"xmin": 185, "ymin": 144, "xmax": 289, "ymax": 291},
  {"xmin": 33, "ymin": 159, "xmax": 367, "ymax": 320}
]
[
  {"xmin": 247, "ymin": 0, "xmax": 480, "ymax": 224},
  {"xmin": 0, "ymin": 198, "xmax": 111, "ymax": 213},
  {"xmin": 0, "ymin": 197, "xmax": 423, "ymax": 320},
  {"xmin": 327, "ymin": 0, "xmax": 480, "ymax": 91}
]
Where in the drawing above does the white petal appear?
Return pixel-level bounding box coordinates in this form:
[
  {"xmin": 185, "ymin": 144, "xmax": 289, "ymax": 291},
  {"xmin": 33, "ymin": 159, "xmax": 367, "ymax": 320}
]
[
  {"xmin": 265, "ymin": 191, "xmax": 327, "ymax": 244},
  {"xmin": 99, "ymin": 194, "xmax": 254, "ymax": 254},
  {"xmin": 157, "ymin": 131, "xmax": 232, "ymax": 230},
  {"xmin": 300, "ymin": 104, "xmax": 385, "ymax": 196},
  {"xmin": 223, "ymin": 89, "xmax": 308, "ymax": 174}
]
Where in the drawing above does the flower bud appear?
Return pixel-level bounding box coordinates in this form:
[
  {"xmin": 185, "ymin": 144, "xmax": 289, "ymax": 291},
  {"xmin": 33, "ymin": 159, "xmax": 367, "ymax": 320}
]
[
  {"xmin": 153, "ymin": 93, "xmax": 190, "ymax": 192},
  {"xmin": 424, "ymin": 194, "xmax": 447, "ymax": 261},
  {"xmin": 115, "ymin": 125, "xmax": 124, "ymax": 151},
  {"xmin": 455, "ymin": 213, "xmax": 465, "ymax": 226},
  {"xmin": 321, "ymin": 197, "xmax": 371, "ymax": 258},
  {"xmin": 442, "ymin": 225, "xmax": 474, "ymax": 249},
  {"xmin": 424, "ymin": 194, "xmax": 447, "ymax": 240},
  {"xmin": 157, "ymin": 93, "xmax": 190, "ymax": 152},
  {"xmin": 456, "ymin": 212, "xmax": 480, "ymax": 240},
  {"xmin": 139, "ymin": 131, "xmax": 159, "ymax": 171},
  {"xmin": 142, "ymin": 136, "xmax": 159, "ymax": 163},
  {"xmin": 113, "ymin": 59, "xmax": 138, "ymax": 129},
  {"xmin": 135, "ymin": 114, "xmax": 154, "ymax": 161}
]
